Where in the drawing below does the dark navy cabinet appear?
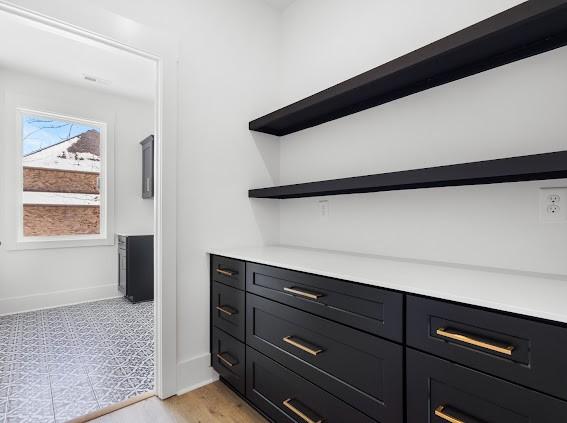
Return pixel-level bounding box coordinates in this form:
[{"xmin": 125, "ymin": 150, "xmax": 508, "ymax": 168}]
[
  {"xmin": 118, "ymin": 234, "xmax": 153, "ymax": 303},
  {"xmin": 210, "ymin": 255, "xmax": 567, "ymax": 422}
]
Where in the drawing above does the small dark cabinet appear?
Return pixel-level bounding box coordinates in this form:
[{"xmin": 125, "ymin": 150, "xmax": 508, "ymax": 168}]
[
  {"xmin": 140, "ymin": 135, "xmax": 154, "ymax": 199},
  {"xmin": 118, "ymin": 234, "xmax": 154, "ymax": 302}
]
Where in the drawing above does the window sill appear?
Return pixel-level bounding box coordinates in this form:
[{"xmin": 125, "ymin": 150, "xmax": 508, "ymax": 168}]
[{"xmin": 5, "ymin": 234, "xmax": 114, "ymax": 251}]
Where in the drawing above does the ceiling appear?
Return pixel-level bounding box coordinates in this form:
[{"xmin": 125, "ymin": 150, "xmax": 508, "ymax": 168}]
[
  {"xmin": 0, "ymin": 11, "xmax": 156, "ymax": 101},
  {"xmin": 262, "ymin": 0, "xmax": 296, "ymax": 10}
]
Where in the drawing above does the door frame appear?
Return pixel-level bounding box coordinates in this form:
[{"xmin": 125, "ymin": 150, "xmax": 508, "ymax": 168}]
[{"xmin": 0, "ymin": 0, "xmax": 180, "ymax": 398}]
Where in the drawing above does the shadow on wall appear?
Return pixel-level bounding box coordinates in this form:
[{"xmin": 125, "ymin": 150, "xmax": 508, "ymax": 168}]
[
  {"xmin": 251, "ymin": 132, "xmax": 280, "ymax": 184},
  {"xmin": 250, "ymin": 132, "xmax": 280, "ymax": 245}
]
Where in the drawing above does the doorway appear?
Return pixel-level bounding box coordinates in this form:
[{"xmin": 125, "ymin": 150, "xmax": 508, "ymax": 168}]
[{"xmin": 0, "ymin": 2, "xmax": 175, "ymax": 420}]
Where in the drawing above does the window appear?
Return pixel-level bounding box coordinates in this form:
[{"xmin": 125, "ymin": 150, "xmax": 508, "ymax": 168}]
[{"xmin": 18, "ymin": 109, "xmax": 107, "ymax": 241}]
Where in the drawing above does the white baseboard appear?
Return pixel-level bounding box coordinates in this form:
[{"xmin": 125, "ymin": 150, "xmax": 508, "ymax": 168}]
[
  {"xmin": 176, "ymin": 353, "xmax": 218, "ymax": 396},
  {"xmin": 0, "ymin": 283, "xmax": 122, "ymax": 316}
]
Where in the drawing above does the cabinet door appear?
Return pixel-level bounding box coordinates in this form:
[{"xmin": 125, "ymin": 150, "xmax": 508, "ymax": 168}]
[
  {"xmin": 407, "ymin": 295, "xmax": 567, "ymax": 400},
  {"xmin": 247, "ymin": 293, "xmax": 403, "ymax": 422},
  {"xmin": 212, "ymin": 328, "xmax": 245, "ymax": 394},
  {"xmin": 212, "ymin": 255, "xmax": 245, "ymax": 290},
  {"xmin": 212, "ymin": 282, "xmax": 245, "ymax": 342},
  {"xmin": 407, "ymin": 349, "xmax": 567, "ymax": 422},
  {"xmin": 246, "ymin": 347, "xmax": 376, "ymax": 423},
  {"xmin": 246, "ymin": 262, "xmax": 403, "ymax": 342}
]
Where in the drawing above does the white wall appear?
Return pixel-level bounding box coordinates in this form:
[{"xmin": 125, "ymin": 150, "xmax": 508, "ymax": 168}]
[
  {"xmin": 277, "ymin": 0, "xmax": 567, "ymax": 276},
  {"xmin": 174, "ymin": 1, "xmax": 280, "ymax": 384},
  {"xmin": 0, "ymin": 68, "xmax": 154, "ymax": 314},
  {"xmin": 65, "ymin": 0, "xmax": 282, "ymax": 392}
]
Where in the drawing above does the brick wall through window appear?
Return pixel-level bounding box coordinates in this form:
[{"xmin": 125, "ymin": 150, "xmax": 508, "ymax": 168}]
[{"xmin": 21, "ymin": 117, "xmax": 102, "ymax": 238}]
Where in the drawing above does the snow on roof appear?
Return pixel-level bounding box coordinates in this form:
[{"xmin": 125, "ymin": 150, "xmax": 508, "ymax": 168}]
[{"xmin": 23, "ymin": 130, "xmax": 100, "ymax": 173}]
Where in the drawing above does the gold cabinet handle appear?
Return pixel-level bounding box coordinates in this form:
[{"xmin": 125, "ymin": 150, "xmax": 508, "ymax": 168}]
[
  {"xmin": 283, "ymin": 287, "xmax": 323, "ymax": 300},
  {"xmin": 216, "ymin": 268, "xmax": 237, "ymax": 277},
  {"xmin": 282, "ymin": 398, "xmax": 323, "ymax": 423},
  {"xmin": 283, "ymin": 336, "xmax": 323, "ymax": 356},
  {"xmin": 216, "ymin": 352, "xmax": 238, "ymax": 368},
  {"xmin": 435, "ymin": 406, "xmax": 465, "ymax": 423},
  {"xmin": 216, "ymin": 305, "xmax": 237, "ymax": 316},
  {"xmin": 436, "ymin": 328, "xmax": 514, "ymax": 356}
]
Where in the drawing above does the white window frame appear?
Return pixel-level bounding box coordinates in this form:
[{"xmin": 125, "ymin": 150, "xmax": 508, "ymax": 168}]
[
  {"xmin": 17, "ymin": 108, "xmax": 109, "ymax": 245},
  {"xmin": 2, "ymin": 92, "xmax": 115, "ymax": 250}
]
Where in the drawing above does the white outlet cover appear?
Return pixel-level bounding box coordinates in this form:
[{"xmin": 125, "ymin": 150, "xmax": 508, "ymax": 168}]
[{"xmin": 540, "ymin": 187, "xmax": 567, "ymax": 222}]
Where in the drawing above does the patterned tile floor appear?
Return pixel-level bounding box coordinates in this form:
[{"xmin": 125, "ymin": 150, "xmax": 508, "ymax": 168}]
[{"xmin": 0, "ymin": 298, "xmax": 154, "ymax": 423}]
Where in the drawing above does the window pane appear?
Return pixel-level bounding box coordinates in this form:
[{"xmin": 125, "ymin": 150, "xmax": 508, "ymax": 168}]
[{"xmin": 21, "ymin": 114, "xmax": 102, "ymax": 237}]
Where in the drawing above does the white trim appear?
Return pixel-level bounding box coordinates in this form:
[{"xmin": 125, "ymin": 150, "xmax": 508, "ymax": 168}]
[
  {"xmin": 14, "ymin": 107, "xmax": 109, "ymax": 248},
  {"xmin": 176, "ymin": 353, "xmax": 218, "ymax": 396},
  {"xmin": 177, "ymin": 377, "xmax": 219, "ymax": 397},
  {"xmin": 0, "ymin": 283, "xmax": 121, "ymax": 316},
  {"xmin": 0, "ymin": 0, "xmax": 179, "ymax": 399},
  {"xmin": 0, "ymin": 1, "xmax": 159, "ymax": 61}
]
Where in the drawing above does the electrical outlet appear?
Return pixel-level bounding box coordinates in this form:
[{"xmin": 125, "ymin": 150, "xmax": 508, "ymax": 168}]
[
  {"xmin": 540, "ymin": 188, "xmax": 567, "ymax": 222},
  {"xmin": 547, "ymin": 204, "xmax": 561, "ymax": 215},
  {"xmin": 319, "ymin": 200, "xmax": 329, "ymax": 218},
  {"xmin": 548, "ymin": 193, "xmax": 561, "ymax": 204}
]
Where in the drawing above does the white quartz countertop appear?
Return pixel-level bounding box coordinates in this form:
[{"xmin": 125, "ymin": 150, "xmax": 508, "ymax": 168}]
[{"xmin": 209, "ymin": 245, "xmax": 567, "ymax": 324}]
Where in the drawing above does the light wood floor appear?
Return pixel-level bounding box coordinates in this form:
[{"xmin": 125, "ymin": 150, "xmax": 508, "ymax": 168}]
[{"xmin": 91, "ymin": 381, "xmax": 267, "ymax": 423}]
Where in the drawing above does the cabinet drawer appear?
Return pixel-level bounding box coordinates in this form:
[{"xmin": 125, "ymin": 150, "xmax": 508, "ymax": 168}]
[
  {"xmin": 246, "ymin": 262, "xmax": 403, "ymax": 342},
  {"xmin": 212, "ymin": 282, "xmax": 245, "ymax": 342},
  {"xmin": 212, "ymin": 255, "xmax": 245, "ymax": 290},
  {"xmin": 246, "ymin": 347, "xmax": 376, "ymax": 423},
  {"xmin": 407, "ymin": 349, "xmax": 567, "ymax": 422},
  {"xmin": 212, "ymin": 327, "xmax": 245, "ymax": 394},
  {"xmin": 407, "ymin": 295, "xmax": 567, "ymax": 400},
  {"xmin": 247, "ymin": 293, "xmax": 402, "ymax": 422}
]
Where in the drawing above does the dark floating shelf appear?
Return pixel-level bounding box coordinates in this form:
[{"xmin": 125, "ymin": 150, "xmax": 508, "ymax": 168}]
[
  {"xmin": 249, "ymin": 151, "xmax": 567, "ymax": 199},
  {"xmin": 250, "ymin": 1, "xmax": 567, "ymax": 136}
]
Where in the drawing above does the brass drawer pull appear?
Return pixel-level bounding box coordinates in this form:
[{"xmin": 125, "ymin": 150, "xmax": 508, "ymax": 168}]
[
  {"xmin": 436, "ymin": 328, "xmax": 514, "ymax": 356},
  {"xmin": 435, "ymin": 406, "xmax": 465, "ymax": 423},
  {"xmin": 283, "ymin": 287, "xmax": 323, "ymax": 300},
  {"xmin": 216, "ymin": 268, "xmax": 237, "ymax": 277},
  {"xmin": 283, "ymin": 336, "xmax": 323, "ymax": 356},
  {"xmin": 282, "ymin": 398, "xmax": 323, "ymax": 423},
  {"xmin": 216, "ymin": 352, "xmax": 238, "ymax": 368},
  {"xmin": 216, "ymin": 305, "xmax": 237, "ymax": 316}
]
